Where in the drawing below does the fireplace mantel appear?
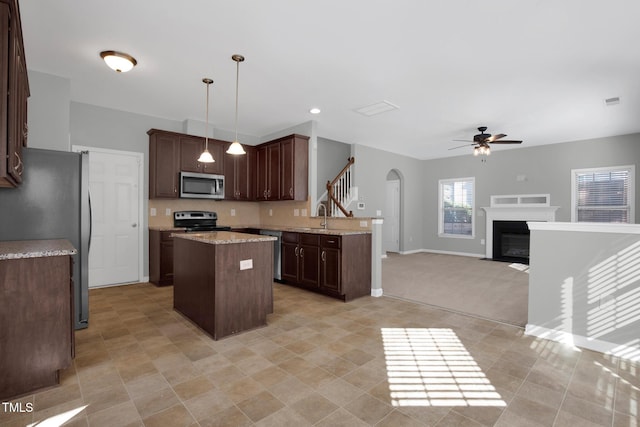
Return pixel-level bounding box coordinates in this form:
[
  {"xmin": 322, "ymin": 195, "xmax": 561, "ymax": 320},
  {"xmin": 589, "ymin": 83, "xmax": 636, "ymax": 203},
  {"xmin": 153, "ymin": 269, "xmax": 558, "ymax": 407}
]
[{"xmin": 482, "ymin": 195, "xmax": 559, "ymax": 259}]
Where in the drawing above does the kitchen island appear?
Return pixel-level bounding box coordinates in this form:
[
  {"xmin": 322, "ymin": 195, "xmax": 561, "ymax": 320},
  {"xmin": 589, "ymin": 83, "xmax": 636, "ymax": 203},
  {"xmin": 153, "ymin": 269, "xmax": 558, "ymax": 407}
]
[{"xmin": 172, "ymin": 231, "xmax": 276, "ymax": 340}]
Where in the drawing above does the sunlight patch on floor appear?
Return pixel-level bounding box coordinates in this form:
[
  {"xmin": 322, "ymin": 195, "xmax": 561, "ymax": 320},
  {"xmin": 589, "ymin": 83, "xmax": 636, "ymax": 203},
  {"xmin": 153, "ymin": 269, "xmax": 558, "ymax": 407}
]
[{"xmin": 381, "ymin": 328, "xmax": 507, "ymax": 407}]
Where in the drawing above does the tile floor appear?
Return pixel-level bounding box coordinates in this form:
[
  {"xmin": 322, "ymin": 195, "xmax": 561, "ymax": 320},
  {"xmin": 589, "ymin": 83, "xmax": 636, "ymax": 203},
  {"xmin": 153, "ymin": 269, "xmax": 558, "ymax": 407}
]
[{"xmin": 1, "ymin": 282, "xmax": 637, "ymax": 426}]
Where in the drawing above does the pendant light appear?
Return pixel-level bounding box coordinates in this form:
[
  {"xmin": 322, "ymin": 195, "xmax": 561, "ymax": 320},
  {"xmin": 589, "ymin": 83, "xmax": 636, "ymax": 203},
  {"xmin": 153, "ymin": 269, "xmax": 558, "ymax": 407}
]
[
  {"xmin": 197, "ymin": 78, "xmax": 215, "ymax": 163},
  {"xmin": 226, "ymin": 54, "xmax": 247, "ymax": 155}
]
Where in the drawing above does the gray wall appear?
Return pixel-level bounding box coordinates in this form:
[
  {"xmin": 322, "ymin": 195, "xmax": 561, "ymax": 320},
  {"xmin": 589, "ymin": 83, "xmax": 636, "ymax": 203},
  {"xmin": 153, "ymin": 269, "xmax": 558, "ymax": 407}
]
[
  {"xmin": 421, "ymin": 133, "xmax": 640, "ymax": 256},
  {"xmin": 352, "ymin": 144, "xmax": 425, "ymax": 253},
  {"xmin": 528, "ymin": 228, "xmax": 640, "ymax": 352},
  {"xmin": 27, "ymin": 71, "xmax": 71, "ymax": 151},
  {"xmin": 316, "ymin": 137, "xmax": 351, "ymax": 197}
]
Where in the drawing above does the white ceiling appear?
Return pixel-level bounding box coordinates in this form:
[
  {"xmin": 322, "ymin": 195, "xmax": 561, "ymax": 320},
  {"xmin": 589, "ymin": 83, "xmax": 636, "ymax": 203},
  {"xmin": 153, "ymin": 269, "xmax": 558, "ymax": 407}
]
[{"xmin": 19, "ymin": 0, "xmax": 640, "ymax": 160}]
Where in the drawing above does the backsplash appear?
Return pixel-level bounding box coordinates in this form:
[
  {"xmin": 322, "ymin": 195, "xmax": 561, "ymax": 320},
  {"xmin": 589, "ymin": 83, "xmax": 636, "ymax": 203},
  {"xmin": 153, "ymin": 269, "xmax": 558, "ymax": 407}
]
[{"xmin": 148, "ymin": 198, "xmax": 372, "ymax": 230}]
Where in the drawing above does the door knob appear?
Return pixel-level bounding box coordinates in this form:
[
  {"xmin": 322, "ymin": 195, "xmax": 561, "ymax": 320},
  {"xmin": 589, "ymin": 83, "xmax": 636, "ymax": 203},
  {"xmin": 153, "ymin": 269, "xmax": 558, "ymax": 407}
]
[{"xmin": 132, "ymin": 223, "xmax": 138, "ymax": 228}]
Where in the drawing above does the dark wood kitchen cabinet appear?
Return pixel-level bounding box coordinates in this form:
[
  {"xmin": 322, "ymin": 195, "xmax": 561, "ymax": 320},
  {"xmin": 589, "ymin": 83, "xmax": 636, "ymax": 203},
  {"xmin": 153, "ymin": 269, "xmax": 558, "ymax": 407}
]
[
  {"xmin": 224, "ymin": 143, "xmax": 255, "ymax": 200},
  {"xmin": 281, "ymin": 232, "xmax": 320, "ymax": 287},
  {"xmin": 0, "ymin": 241, "xmax": 74, "ymax": 400},
  {"xmin": 256, "ymin": 142, "xmax": 281, "ymax": 200},
  {"xmin": 148, "ymin": 129, "xmax": 228, "ymax": 199},
  {"xmin": 149, "ymin": 229, "xmax": 185, "ymax": 286},
  {"xmin": 255, "ymin": 134, "xmax": 309, "ymax": 201},
  {"xmin": 180, "ymin": 135, "xmax": 225, "ymax": 175},
  {"xmin": 281, "ymin": 231, "xmax": 371, "ymax": 301},
  {"xmin": 1, "ymin": 0, "xmax": 30, "ymax": 188},
  {"xmin": 149, "ymin": 129, "xmax": 180, "ymax": 198}
]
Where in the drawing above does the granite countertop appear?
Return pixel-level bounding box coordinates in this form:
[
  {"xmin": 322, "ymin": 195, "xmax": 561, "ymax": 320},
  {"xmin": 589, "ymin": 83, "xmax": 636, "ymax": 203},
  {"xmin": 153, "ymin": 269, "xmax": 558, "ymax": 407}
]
[
  {"xmin": 151, "ymin": 225, "xmax": 370, "ymax": 236},
  {"xmin": 0, "ymin": 239, "xmax": 77, "ymax": 260},
  {"xmin": 171, "ymin": 231, "xmax": 277, "ymax": 245},
  {"xmin": 270, "ymin": 226, "xmax": 370, "ymax": 236}
]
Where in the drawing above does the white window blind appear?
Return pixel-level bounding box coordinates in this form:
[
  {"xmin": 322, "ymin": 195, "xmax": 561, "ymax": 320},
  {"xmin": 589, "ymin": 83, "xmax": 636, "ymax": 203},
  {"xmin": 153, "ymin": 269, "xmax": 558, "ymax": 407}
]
[
  {"xmin": 572, "ymin": 166, "xmax": 634, "ymax": 223},
  {"xmin": 439, "ymin": 178, "xmax": 474, "ymax": 237}
]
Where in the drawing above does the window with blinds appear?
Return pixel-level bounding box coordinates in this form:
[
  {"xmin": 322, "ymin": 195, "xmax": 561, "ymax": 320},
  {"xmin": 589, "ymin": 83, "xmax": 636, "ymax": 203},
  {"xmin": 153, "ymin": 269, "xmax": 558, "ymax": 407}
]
[
  {"xmin": 439, "ymin": 177, "xmax": 475, "ymax": 237},
  {"xmin": 571, "ymin": 166, "xmax": 635, "ymax": 223}
]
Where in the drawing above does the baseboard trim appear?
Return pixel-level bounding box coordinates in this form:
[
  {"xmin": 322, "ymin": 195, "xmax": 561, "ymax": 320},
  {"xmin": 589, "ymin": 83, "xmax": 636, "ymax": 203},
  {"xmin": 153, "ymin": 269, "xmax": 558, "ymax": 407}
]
[
  {"xmin": 371, "ymin": 288, "xmax": 383, "ymax": 297},
  {"xmin": 525, "ymin": 324, "xmax": 640, "ymax": 361},
  {"xmin": 399, "ymin": 248, "xmax": 484, "ymax": 258}
]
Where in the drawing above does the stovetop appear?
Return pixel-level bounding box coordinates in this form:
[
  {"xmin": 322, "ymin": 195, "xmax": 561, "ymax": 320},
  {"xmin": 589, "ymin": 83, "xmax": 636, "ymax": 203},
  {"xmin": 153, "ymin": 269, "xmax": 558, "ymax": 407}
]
[{"xmin": 173, "ymin": 211, "xmax": 230, "ymax": 232}]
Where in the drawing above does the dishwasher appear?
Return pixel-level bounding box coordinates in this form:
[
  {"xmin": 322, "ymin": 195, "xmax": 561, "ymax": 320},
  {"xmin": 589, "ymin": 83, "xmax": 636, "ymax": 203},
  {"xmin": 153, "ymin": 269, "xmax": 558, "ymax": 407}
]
[{"xmin": 259, "ymin": 229, "xmax": 282, "ymax": 281}]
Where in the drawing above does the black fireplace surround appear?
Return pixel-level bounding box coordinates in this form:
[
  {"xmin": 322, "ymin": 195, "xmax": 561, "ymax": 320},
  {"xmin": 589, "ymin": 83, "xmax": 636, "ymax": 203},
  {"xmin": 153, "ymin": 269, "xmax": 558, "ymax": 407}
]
[{"xmin": 492, "ymin": 220, "xmax": 530, "ymax": 264}]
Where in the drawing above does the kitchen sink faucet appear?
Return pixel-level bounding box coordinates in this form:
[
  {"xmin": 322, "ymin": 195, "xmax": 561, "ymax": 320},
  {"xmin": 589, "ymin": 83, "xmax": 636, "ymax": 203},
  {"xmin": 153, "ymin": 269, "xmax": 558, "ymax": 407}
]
[{"xmin": 317, "ymin": 203, "xmax": 328, "ymax": 229}]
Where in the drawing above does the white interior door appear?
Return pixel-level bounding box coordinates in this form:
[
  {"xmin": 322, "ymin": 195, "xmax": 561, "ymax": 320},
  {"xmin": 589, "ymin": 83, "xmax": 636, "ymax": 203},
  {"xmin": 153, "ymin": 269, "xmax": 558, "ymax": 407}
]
[
  {"xmin": 74, "ymin": 146, "xmax": 143, "ymax": 287},
  {"xmin": 384, "ymin": 180, "xmax": 400, "ymax": 253}
]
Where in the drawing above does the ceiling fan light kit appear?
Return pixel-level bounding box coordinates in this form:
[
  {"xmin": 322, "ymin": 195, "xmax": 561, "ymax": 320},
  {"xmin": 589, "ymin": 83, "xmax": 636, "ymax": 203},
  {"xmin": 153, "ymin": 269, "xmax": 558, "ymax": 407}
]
[{"xmin": 451, "ymin": 126, "xmax": 522, "ymax": 156}]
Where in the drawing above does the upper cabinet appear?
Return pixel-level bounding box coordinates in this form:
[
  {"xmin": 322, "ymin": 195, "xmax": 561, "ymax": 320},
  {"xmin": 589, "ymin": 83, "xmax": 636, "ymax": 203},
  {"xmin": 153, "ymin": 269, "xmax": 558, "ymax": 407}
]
[
  {"xmin": 224, "ymin": 143, "xmax": 255, "ymax": 201},
  {"xmin": 148, "ymin": 129, "xmax": 180, "ymax": 198},
  {"xmin": 149, "ymin": 129, "xmax": 308, "ymax": 202},
  {"xmin": 149, "ymin": 129, "xmax": 228, "ymax": 199},
  {"xmin": 179, "ymin": 135, "xmax": 224, "ymax": 175},
  {"xmin": 0, "ymin": 0, "xmax": 30, "ymax": 188},
  {"xmin": 255, "ymin": 134, "xmax": 309, "ymax": 202}
]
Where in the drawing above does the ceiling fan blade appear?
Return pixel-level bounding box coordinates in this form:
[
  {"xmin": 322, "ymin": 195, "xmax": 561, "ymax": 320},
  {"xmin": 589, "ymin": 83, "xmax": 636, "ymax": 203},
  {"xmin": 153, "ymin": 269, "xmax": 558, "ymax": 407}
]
[
  {"xmin": 448, "ymin": 143, "xmax": 475, "ymax": 150},
  {"xmin": 489, "ymin": 140, "xmax": 522, "ymax": 144},
  {"xmin": 485, "ymin": 133, "xmax": 506, "ymax": 142},
  {"xmin": 452, "ymin": 139, "xmax": 473, "ymax": 143}
]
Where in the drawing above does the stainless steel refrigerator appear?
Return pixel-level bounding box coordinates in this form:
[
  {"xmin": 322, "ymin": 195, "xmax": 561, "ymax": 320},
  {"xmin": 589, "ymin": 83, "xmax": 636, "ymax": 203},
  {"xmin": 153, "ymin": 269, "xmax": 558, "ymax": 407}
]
[{"xmin": 0, "ymin": 148, "xmax": 90, "ymax": 329}]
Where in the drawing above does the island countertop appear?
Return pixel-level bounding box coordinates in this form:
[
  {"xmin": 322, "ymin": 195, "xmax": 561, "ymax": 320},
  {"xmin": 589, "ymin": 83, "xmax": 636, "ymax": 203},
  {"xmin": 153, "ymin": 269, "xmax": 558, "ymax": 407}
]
[
  {"xmin": 171, "ymin": 231, "xmax": 277, "ymax": 245},
  {"xmin": 0, "ymin": 239, "xmax": 77, "ymax": 260}
]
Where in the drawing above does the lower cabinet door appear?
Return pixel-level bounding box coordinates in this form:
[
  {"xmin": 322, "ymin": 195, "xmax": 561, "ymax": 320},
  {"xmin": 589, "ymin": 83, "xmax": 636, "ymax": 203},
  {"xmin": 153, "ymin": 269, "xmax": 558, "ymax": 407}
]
[
  {"xmin": 299, "ymin": 244, "xmax": 320, "ymax": 287},
  {"xmin": 281, "ymin": 242, "xmax": 299, "ymax": 283},
  {"xmin": 321, "ymin": 247, "xmax": 341, "ymax": 292}
]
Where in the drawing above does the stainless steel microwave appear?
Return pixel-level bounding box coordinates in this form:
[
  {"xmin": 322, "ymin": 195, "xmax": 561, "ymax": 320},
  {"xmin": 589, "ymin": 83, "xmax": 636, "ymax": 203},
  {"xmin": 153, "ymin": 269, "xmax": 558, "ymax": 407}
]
[{"xmin": 179, "ymin": 172, "xmax": 225, "ymax": 199}]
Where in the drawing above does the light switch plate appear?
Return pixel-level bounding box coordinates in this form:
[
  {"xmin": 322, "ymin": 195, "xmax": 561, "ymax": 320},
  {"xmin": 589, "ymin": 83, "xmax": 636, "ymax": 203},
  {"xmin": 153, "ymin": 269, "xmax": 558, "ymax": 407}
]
[
  {"xmin": 165, "ymin": 208, "xmax": 171, "ymax": 216},
  {"xmin": 294, "ymin": 209, "xmax": 300, "ymax": 217},
  {"xmin": 240, "ymin": 259, "xmax": 253, "ymax": 270},
  {"xmin": 230, "ymin": 209, "xmax": 236, "ymax": 216}
]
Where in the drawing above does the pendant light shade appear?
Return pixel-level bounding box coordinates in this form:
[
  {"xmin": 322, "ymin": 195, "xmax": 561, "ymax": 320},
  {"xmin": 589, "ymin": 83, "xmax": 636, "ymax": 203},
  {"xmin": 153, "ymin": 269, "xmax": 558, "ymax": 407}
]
[
  {"xmin": 226, "ymin": 54, "xmax": 246, "ymax": 155},
  {"xmin": 198, "ymin": 78, "xmax": 216, "ymax": 163},
  {"xmin": 100, "ymin": 50, "xmax": 137, "ymax": 73}
]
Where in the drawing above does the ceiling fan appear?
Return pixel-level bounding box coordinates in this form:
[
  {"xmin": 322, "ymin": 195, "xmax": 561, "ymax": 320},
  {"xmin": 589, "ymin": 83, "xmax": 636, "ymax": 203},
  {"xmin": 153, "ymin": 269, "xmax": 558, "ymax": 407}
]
[{"xmin": 450, "ymin": 126, "xmax": 522, "ymax": 156}]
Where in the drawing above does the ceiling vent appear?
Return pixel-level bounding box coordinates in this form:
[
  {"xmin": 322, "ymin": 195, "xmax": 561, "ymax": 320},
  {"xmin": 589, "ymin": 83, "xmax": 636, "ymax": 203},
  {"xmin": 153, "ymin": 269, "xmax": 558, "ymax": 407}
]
[
  {"xmin": 605, "ymin": 97, "xmax": 620, "ymax": 106},
  {"xmin": 354, "ymin": 100, "xmax": 399, "ymax": 117}
]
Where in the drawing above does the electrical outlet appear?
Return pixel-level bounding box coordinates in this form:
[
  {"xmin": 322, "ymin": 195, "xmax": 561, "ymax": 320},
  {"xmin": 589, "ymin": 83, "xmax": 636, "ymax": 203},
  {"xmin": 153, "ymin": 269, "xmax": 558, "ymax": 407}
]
[
  {"xmin": 294, "ymin": 209, "xmax": 300, "ymax": 217},
  {"xmin": 230, "ymin": 209, "xmax": 236, "ymax": 217},
  {"xmin": 150, "ymin": 208, "xmax": 157, "ymax": 217},
  {"xmin": 360, "ymin": 220, "xmax": 368, "ymax": 228},
  {"xmin": 301, "ymin": 208, "xmax": 307, "ymax": 217},
  {"xmin": 357, "ymin": 202, "xmax": 365, "ymax": 210},
  {"xmin": 165, "ymin": 208, "xmax": 171, "ymax": 216},
  {"xmin": 269, "ymin": 209, "xmax": 273, "ymax": 217}
]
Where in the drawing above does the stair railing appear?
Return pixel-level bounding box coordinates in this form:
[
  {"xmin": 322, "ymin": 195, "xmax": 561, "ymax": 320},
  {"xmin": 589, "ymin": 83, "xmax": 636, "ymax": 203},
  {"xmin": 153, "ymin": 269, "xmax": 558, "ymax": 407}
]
[{"xmin": 327, "ymin": 157, "xmax": 355, "ymax": 218}]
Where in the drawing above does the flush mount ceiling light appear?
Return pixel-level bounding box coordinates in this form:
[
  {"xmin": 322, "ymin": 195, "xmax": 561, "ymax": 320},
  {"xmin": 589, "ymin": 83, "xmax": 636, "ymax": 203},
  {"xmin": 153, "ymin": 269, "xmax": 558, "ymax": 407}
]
[
  {"xmin": 197, "ymin": 78, "xmax": 215, "ymax": 163},
  {"xmin": 99, "ymin": 50, "xmax": 137, "ymax": 73},
  {"xmin": 310, "ymin": 108, "xmax": 321, "ymax": 114},
  {"xmin": 226, "ymin": 54, "xmax": 247, "ymax": 155}
]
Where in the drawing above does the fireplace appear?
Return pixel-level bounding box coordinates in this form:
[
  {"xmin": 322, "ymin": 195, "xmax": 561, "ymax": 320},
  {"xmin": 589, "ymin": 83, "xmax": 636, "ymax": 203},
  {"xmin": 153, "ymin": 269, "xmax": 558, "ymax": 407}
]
[
  {"xmin": 482, "ymin": 194, "xmax": 559, "ymax": 262},
  {"xmin": 493, "ymin": 220, "xmax": 530, "ymax": 263}
]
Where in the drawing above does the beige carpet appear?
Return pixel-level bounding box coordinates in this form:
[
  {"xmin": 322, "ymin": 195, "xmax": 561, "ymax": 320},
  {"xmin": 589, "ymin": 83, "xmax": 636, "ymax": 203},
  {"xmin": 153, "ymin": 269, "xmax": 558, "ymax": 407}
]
[{"xmin": 382, "ymin": 252, "xmax": 529, "ymax": 327}]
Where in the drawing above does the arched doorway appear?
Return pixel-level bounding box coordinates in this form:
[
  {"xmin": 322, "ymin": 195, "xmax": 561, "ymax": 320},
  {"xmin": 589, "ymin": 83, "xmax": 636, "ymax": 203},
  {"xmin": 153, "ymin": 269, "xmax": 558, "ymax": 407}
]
[{"xmin": 384, "ymin": 169, "xmax": 402, "ymax": 254}]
